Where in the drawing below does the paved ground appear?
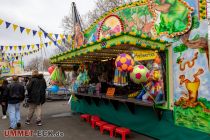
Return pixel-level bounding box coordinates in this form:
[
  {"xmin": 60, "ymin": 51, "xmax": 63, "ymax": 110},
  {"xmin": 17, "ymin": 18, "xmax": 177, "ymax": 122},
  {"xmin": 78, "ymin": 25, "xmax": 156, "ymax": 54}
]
[{"xmin": 0, "ymin": 101, "xmax": 155, "ymax": 140}]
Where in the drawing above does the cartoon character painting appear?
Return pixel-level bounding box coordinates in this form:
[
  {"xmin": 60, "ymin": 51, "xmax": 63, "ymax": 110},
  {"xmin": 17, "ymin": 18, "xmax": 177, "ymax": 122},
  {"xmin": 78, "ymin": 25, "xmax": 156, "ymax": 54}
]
[{"xmin": 74, "ymin": 23, "xmax": 84, "ymax": 49}]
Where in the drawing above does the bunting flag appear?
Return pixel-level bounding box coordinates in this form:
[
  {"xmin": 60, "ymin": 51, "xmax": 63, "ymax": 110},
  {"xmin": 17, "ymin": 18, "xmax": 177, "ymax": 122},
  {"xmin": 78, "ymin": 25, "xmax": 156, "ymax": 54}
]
[
  {"xmin": 0, "ymin": 19, "xmax": 3, "ymax": 25},
  {"xmin": 36, "ymin": 44, "xmax": 39, "ymax": 49},
  {"xmin": 44, "ymin": 32, "xmax": 48, "ymax": 38},
  {"xmin": 38, "ymin": 31, "xmax": 43, "ymax": 37},
  {"xmin": 12, "ymin": 24, "xmax": 18, "ymax": 31},
  {"xmin": 27, "ymin": 45, "xmax": 30, "ymax": 50},
  {"xmin": 5, "ymin": 22, "xmax": 11, "ymax": 28},
  {"xmin": 54, "ymin": 34, "xmax": 58, "ymax": 40},
  {"xmin": 25, "ymin": 28, "xmax": 31, "ymax": 35},
  {"xmin": 31, "ymin": 44, "xmax": 35, "ymax": 49},
  {"xmin": 20, "ymin": 26, "xmax": 25, "ymax": 33},
  {"xmin": 32, "ymin": 30, "xmax": 37, "ymax": 36},
  {"xmin": 48, "ymin": 33, "xmax": 53, "ymax": 38}
]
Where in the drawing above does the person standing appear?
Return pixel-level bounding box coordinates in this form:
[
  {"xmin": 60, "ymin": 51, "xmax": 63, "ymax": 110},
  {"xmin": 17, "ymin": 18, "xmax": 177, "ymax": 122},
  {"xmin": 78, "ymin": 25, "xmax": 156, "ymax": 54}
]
[
  {"xmin": 4, "ymin": 76, "xmax": 25, "ymax": 129},
  {"xmin": 25, "ymin": 71, "xmax": 47, "ymax": 126},
  {"xmin": 0, "ymin": 80, "xmax": 9, "ymax": 119}
]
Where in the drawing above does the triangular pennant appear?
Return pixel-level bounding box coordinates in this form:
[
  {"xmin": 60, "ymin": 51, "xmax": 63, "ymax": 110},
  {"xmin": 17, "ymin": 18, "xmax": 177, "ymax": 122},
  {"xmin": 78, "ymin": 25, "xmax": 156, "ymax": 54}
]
[
  {"xmin": 53, "ymin": 41, "xmax": 57, "ymax": 45},
  {"xmin": 16, "ymin": 56, "xmax": 18, "ymax": 60},
  {"xmin": 5, "ymin": 46, "xmax": 8, "ymax": 51},
  {"xmin": 20, "ymin": 26, "xmax": 25, "ymax": 33},
  {"xmin": 14, "ymin": 46, "xmax": 17, "ymax": 51},
  {"xmin": 44, "ymin": 33, "xmax": 48, "ymax": 38},
  {"xmin": 68, "ymin": 35, "xmax": 71, "ymax": 42},
  {"xmin": 57, "ymin": 40, "xmax": 62, "ymax": 45},
  {"xmin": 60, "ymin": 34, "xmax": 64, "ymax": 39},
  {"xmin": 54, "ymin": 34, "xmax": 58, "ymax": 40},
  {"xmin": 40, "ymin": 43, "xmax": 43, "ymax": 48},
  {"xmin": 5, "ymin": 22, "xmax": 11, "ymax": 28},
  {"xmin": 14, "ymin": 53, "xmax": 16, "ymax": 56},
  {"xmin": 18, "ymin": 46, "xmax": 22, "ymax": 51},
  {"xmin": 12, "ymin": 24, "xmax": 18, "ymax": 31},
  {"xmin": 25, "ymin": 28, "xmax": 31, "ymax": 35},
  {"xmin": 38, "ymin": 31, "xmax": 43, "ymax": 37},
  {"xmin": 0, "ymin": 19, "xmax": 3, "ymax": 26},
  {"xmin": 32, "ymin": 30, "xmax": 37, "ymax": 36},
  {"xmin": 22, "ymin": 45, "xmax": 26, "ymax": 50},
  {"xmin": 44, "ymin": 42, "xmax": 48, "ymax": 47},
  {"xmin": 1, "ymin": 46, "xmax": 3, "ymax": 50},
  {"xmin": 48, "ymin": 33, "xmax": 53, "ymax": 38},
  {"xmin": 31, "ymin": 44, "xmax": 35, "ymax": 49},
  {"xmin": 65, "ymin": 35, "xmax": 68, "ymax": 39},
  {"xmin": 9, "ymin": 46, "xmax": 13, "ymax": 50},
  {"xmin": 62, "ymin": 38, "xmax": 66, "ymax": 44},
  {"xmin": 26, "ymin": 45, "xmax": 30, "ymax": 50},
  {"xmin": 49, "ymin": 41, "xmax": 52, "ymax": 46},
  {"xmin": 36, "ymin": 44, "xmax": 39, "ymax": 49}
]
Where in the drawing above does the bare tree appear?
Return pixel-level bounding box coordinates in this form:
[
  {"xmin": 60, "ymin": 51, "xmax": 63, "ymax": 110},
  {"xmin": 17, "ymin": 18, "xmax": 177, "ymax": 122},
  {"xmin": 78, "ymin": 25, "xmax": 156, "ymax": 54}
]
[{"xmin": 61, "ymin": 0, "xmax": 137, "ymax": 34}]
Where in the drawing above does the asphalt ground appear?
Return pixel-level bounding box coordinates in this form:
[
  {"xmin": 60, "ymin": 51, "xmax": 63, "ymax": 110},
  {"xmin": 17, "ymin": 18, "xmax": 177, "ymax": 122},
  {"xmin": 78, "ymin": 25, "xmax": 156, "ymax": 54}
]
[{"xmin": 0, "ymin": 100, "xmax": 155, "ymax": 140}]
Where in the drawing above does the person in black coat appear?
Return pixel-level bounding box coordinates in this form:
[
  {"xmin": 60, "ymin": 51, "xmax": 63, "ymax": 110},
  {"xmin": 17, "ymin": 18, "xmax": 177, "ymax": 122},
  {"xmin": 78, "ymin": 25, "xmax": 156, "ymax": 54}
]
[
  {"xmin": 25, "ymin": 70, "xmax": 47, "ymax": 126},
  {"xmin": 0, "ymin": 80, "xmax": 9, "ymax": 119},
  {"xmin": 4, "ymin": 76, "xmax": 25, "ymax": 129}
]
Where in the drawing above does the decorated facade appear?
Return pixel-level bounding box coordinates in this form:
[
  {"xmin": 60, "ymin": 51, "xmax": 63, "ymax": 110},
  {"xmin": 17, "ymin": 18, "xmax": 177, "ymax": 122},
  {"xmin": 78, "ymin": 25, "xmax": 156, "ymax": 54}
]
[{"xmin": 50, "ymin": 0, "xmax": 209, "ymax": 139}]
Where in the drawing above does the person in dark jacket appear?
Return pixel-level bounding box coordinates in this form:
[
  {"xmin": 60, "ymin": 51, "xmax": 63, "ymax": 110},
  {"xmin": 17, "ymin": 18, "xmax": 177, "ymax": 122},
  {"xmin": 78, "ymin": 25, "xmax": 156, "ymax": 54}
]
[
  {"xmin": 4, "ymin": 76, "xmax": 25, "ymax": 129},
  {"xmin": 25, "ymin": 70, "xmax": 47, "ymax": 126},
  {"xmin": 0, "ymin": 80, "xmax": 9, "ymax": 119}
]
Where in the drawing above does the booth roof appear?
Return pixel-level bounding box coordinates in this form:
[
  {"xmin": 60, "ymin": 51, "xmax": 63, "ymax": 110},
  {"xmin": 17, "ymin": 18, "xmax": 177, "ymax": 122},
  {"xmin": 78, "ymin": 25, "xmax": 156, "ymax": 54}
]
[{"xmin": 50, "ymin": 32, "xmax": 170, "ymax": 65}]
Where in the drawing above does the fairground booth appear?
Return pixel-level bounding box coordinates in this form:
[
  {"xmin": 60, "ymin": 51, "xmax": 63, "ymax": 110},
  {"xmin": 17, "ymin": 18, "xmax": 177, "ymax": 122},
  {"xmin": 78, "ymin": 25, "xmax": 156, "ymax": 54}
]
[{"xmin": 50, "ymin": 0, "xmax": 210, "ymax": 139}]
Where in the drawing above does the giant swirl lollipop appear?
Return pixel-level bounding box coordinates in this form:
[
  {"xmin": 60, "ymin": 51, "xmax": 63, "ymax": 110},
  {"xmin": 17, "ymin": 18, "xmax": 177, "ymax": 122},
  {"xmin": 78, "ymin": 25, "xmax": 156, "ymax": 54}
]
[
  {"xmin": 115, "ymin": 53, "xmax": 134, "ymax": 72},
  {"xmin": 130, "ymin": 65, "xmax": 150, "ymax": 84}
]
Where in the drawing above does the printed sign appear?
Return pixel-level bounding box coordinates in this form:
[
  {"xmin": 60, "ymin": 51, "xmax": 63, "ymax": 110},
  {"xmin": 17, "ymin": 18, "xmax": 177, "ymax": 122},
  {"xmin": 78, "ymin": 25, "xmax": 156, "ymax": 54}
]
[
  {"xmin": 133, "ymin": 50, "xmax": 157, "ymax": 61},
  {"xmin": 106, "ymin": 88, "xmax": 115, "ymax": 96}
]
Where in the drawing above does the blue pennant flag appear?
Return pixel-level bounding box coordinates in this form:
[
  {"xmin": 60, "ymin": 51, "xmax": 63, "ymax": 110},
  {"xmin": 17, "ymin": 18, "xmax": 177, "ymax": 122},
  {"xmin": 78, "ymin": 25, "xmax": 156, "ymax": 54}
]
[
  {"xmin": 53, "ymin": 41, "xmax": 57, "ymax": 45},
  {"xmin": 45, "ymin": 43, "xmax": 48, "ymax": 47},
  {"xmin": 32, "ymin": 30, "xmax": 37, "ymax": 36},
  {"xmin": 65, "ymin": 35, "xmax": 68, "ymax": 39},
  {"xmin": 62, "ymin": 38, "xmax": 66, "ymax": 43},
  {"xmin": 27, "ymin": 45, "xmax": 30, "ymax": 49},
  {"xmin": 5, "ymin": 22, "xmax": 11, "ymax": 28},
  {"xmin": 54, "ymin": 34, "xmax": 58, "ymax": 39},
  {"xmin": 20, "ymin": 26, "xmax": 25, "ymax": 33},
  {"xmin": 16, "ymin": 56, "xmax": 18, "ymax": 60},
  {"xmin": 2, "ymin": 53, "xmax": 4, "ymax": 56},
  {"xmin": 44, "ymin": 33, "xmax": 48, "ymax": 38},
  {"xmin": 18, "ymin": 46, "xmax": 22, "ymax": 51},
  {"xmin": 14, "ymin": 53, "xmax": 16, "ymax": 56},
  {"xmin": 1, "ymin": 46, "xmax": 3, "ymax": 50},
  {"xmin": 9, "ymin": 46, "xmax": 13, "ymax": 50},
  {"xmin": 36, "ymin": 44, "xmax": 39, "ymax": 48}
]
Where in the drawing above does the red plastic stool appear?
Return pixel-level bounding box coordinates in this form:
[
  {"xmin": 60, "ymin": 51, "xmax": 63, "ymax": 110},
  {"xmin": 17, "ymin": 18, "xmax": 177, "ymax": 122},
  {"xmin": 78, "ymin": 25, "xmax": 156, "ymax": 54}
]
[
  {"xmin": 95, "ymin": 120, "xmax": 108, "ymax": 132},
  {"xmin": 80, "ymin": 114, "xmax": 91, "ymax": 123},
  {"xmin": 90, "ymin": 115, "xmax": 100, "ymax": 128},
  {"xmin": 115, "ymin": 127, "xmax": 131, "ymax": 140},
  {"xmin": 101, "ymin": 124, "xmax": 117, "ymax": 137}
]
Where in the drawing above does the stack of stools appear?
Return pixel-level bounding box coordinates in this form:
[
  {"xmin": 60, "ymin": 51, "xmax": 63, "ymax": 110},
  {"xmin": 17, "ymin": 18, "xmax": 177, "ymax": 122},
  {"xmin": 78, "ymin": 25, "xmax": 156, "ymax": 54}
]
[{"xmin": 80, "ymin": 114, "xmax": 131, "ymax": 140}]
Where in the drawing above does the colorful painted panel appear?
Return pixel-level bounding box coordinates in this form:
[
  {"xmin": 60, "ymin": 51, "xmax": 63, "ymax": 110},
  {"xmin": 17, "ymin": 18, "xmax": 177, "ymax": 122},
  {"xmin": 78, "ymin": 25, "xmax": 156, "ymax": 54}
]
[
  {"xmin": 98, "ymin": 15, "xmax": 123, "ymax": 40},
  {"xmin": 172, "ymin": 0, "xmax": 210, "ymax": 133}
]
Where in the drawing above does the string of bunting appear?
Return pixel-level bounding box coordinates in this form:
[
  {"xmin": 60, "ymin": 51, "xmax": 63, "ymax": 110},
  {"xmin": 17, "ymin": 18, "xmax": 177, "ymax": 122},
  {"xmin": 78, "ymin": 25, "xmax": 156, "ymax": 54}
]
[
  {"xmin": 1, "ymin": 48, "xmax": 41, "ymax": 61},
  {"xmin": 0, "ymin": 18, "xmax": 72, "ymax": 41},
  {"xmin": 0, "ymin": 38, "xmax": 68, "ymax": 52}
]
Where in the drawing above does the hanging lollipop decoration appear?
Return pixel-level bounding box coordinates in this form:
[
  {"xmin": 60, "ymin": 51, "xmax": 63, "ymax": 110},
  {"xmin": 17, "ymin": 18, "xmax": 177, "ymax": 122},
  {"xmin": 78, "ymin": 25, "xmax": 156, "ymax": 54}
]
[{"xmin": 130, "ymin": 65, "xmax": 150, "ymax": 84}]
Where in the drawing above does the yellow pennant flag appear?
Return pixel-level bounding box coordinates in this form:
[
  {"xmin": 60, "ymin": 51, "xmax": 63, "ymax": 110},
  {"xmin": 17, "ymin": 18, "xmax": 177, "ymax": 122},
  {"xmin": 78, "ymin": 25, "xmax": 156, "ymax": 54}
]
[
  {"xmin": 68, "ymin": 35, "xmax": 71, "ymax": 42},
  {"xmin": 48, "ymin": 33, "xmax": 53, "ymax": 38},
  {"xmin": 49, "ymin": 41, "xmax": 52, "ymax": 46},
  {"xmin": 38, "ymin": 31, "xmax": 43, "ymax": 37},
  {"xmin": 57, "ymin": 40, "xmax": 62, "ymax": 45},
  {"xmin": 5, "ymin": 46, "xmax": 8, "ymax": 51},
  {"xmin": 12, "ymin": 24, "xmax": 18, "ymax": 31},
  {"xmin": 60, "ymin": 34, "xmax": 64, "ymax": 39},
  {"xmin": 31, "ymin": 44, "xmax": 35, "ymax": 49},
  {"xmin": 14, "ymin": 46, "xmax": 17, "ymax": 51},
  {"xmin": 40, "ymin": 43, "xmax": 43, "ymax": 48},
  {"xmin": 0, "ymin": 19, "xmax": 3, "ymax": 26},
  {"xmin": 25, "ymin": 28, "xmax": 31, "ymax": 35},
  {"xmin": 22, "ymin": 45, "xmax": 26, "ymax": 50}
]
